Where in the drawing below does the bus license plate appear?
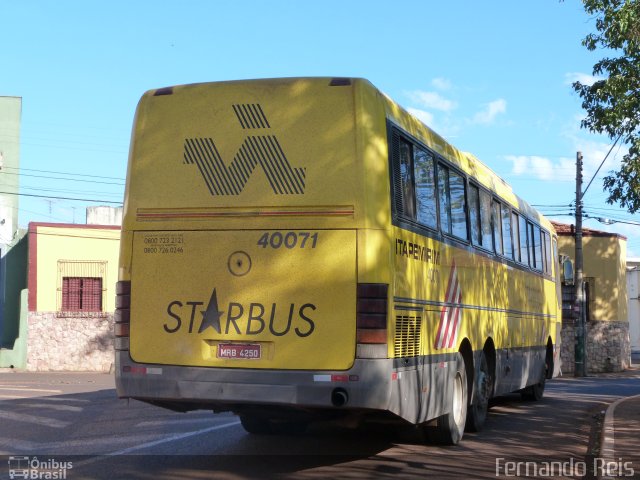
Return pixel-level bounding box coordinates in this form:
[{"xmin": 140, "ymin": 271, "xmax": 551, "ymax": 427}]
[{"xmin": 217, "ymin": 344, "xmax": 261, "ymax": 360}]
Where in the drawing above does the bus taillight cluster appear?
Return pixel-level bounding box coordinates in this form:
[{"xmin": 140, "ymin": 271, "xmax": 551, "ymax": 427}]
[
  {"xmin": 356, "ymin": 283, "xmax": 388, "ymax": 359},
  {"xmin": 114, "ymin": 281, "xmax": 131, "ymax": 351}
]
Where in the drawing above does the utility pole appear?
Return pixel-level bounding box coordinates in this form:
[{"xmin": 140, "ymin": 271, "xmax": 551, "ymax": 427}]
[{"xmin": 574, "ymin": 151, "xmax": 587, "ymax": 377}]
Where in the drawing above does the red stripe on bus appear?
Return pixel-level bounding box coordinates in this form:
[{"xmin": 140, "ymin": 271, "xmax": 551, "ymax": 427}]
[
  {"xmin": 136, "ymin": 209, "xmax": 354, "ymax": 219},
  {"xmin": 435, "ymin": 261, "xmax": 461, "ymax": 349},
  {"xmin": 447, "ymin": 284, "xmax": 463, "ymax": 348}
]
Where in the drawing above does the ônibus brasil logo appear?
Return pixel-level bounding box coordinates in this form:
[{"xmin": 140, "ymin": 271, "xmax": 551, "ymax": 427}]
[
  {"xmin": 183, "ymin": 104, "xmax": 306, "ymax": 196},
  {"xmin": 164, "ymin": 289, "xmax": 316, "ymax": 338},
  {"xmin": 8, "ymin": 456, "xmax": 73, "ymax": 479}
]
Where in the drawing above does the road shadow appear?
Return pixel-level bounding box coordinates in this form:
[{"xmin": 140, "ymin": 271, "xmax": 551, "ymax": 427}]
[{"xmin": 2, "ymin": 374, "xmax": 639, "ymax": 479}]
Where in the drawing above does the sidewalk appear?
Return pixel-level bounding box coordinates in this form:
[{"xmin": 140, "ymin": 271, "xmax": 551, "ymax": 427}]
[{"xmin": 599, "ymin": 362, "xmax": 640, "ymax": 479}]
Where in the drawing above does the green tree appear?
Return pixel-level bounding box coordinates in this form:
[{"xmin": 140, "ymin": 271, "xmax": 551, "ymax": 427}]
[{"xmin": 573, "ymin": 0, "xmax": 640, "ymax": 212}]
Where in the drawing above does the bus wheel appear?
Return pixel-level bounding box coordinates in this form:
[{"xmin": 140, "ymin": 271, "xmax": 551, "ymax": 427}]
[
  {"xmin": 427, "ymin": 352, "xmax": 468, "ymax": 445},
  {"xmin": 521, "ymin": 371, "xmax": 546, "ymax": 401},
  {"xmin": 239, "ymin": 414, "xmax": 273, "ymax": 434},
  {"xmin": 466, "ymin": 351, "xmax": 492, "ymax": 432}
]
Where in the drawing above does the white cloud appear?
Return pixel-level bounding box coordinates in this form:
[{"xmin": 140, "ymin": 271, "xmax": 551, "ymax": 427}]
[
  {"xmin": 407, "ymin": 108, "xmax": 435, "ymax": 127},
  {"xmin": 564, "ymin": 72, "xmax": 603, "ymax": 86},
  {"xmin": 511, "ymin": 155, "xmax": 530, "ymax": 176},
  {"xmin": 562, "ymin": 121, "xmax": 627, "ymax": 181},
  {"xmin": 579, "ymin": 138, "xmax": 624, "ymax": 175},
  {"xmin": 472, "ymin": 99, "xmax": 507, "ymax": 125},
  {"xmin": 506, "ymin": 155, "xmax": 575, "ymax": 181},
  {"xmin": 407, "ymin": 90, "xmax": 457, "ymax": 112},
  {"xmin": 506, "ymin": 117, "xmax": 628, "ymax": 184},
  {"xmin": 431, "ymin": 77, "xmax": 452, "ymax": 91}
]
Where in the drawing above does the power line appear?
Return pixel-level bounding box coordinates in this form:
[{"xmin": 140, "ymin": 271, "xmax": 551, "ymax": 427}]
[
  {"xmin": 0, "ymin": 190, "xmax": 123, "ymax": 205},
  {"xmin": 28, "ymin": 230, "xmax": 121, "ymax": 241},
  {"xmin": 583, "ymin": 213, "xmax": 640, "ymax": 227},
  {"xmin": 583, "ymin": 211, "xmax": 640, "ymax": 225},
  {"xmin": 0, "ymin": 171, "xmax": 125, "ymax": 186},
  {"xmin": 581, "ymin": 133, "xmax": 623, "ymax": 199},
  {"xmin": 22, "ymin": 185, "xmax": 122, "ymax": 196},
  {"xmin": 18, "ymin": 207, "xmax": 70, "ymax": 223},
  {"xmin": 1, "ymin": 165, "xmax": 125, "ymax": 181},
  {"xmin": 531, "ymin": 203, "xmax": 573, "ymax": 207}
]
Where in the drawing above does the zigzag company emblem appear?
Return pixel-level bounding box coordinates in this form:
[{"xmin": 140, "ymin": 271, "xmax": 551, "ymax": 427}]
[{"xmin": 183, "ymin": 104, "xmax": 306, "ymax": 195}]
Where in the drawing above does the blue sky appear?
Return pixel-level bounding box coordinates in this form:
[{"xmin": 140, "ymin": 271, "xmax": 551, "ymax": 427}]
[{"xmin": 2, "ymin": 0, "xmax": 638, "ymax": 254}]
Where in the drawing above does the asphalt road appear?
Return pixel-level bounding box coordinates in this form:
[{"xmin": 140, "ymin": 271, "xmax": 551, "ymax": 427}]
[{"xmin": 0, "ymin": 370, "xmax": 639, "ymax": 480}]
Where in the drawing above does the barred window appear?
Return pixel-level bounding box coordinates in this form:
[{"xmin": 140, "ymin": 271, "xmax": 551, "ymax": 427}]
[
  {"xmin": 57, "ymin": 260, "xmax": 107, "ymax": 316},
  {"xmin": 62, "ymin": 277, "xmax": 103, "ymax": 312}
]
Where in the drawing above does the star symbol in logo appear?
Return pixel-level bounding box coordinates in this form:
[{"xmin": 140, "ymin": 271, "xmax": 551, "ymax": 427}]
[{"xmin": 199, "ymin": 289, "xmax": 224, "ymax": 334}]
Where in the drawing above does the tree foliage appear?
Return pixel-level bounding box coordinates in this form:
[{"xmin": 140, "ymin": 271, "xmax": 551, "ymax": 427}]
[{"xmin": 574, "ymin": 0, "xmax": 640, "ymax": 212}]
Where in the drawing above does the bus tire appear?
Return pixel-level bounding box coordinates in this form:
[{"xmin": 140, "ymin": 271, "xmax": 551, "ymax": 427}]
[
  {"xmin": 427, "ymin": 352, "xmax": 468, "ymax": 445},
  {"xmin": 240, "ymin": 414, "xmax": 273, "ymax": 434},
  {"xmin": 466, "ymin": 350, "xmax": 492, "ymax": 432},
  {"xmin": 521, "ymin": 370, "xmax": 546, "ymax": 401}
]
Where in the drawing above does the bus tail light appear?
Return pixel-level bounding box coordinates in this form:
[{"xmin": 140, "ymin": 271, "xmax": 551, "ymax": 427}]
[
  {"xmin": 115, "ymin": 281, "xmax": 131, "ymax": 351},
  {"xmin": 356, "ymin": 283, "xmax": 388, "ymax": 359}
]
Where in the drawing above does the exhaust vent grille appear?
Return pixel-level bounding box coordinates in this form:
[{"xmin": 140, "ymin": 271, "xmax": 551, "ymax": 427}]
[{"xmin": 394, "ymin": 315, "xmax": 422, "ymax": 358}]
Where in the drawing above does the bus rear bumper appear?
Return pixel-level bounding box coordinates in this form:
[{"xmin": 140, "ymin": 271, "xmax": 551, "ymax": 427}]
[{"xmin": 115, "ymin": 351, "xmax": 394, "ymax": 414}]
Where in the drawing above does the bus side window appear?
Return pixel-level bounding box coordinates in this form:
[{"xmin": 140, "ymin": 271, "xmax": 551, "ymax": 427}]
[
  {"xmin": 492, "ymin": 199, "xmax": 503, "ymax": 255},
  {"xmin": 527, "ymin": 222, "xmax": 535, "ymax": 268},
  {"xmin": 469, "ymin": 184, "xmax": 481, "ymax": 245},
  {"xmin": 543, "ymin": 230, "xmax": 552, "ymax": 275},
  {"xmin": 480, "ymin": 189, "xmax": 493, "ymax": 249},
  {"xmin": 552, "ymin": 235, "xmax": 559, "ymax": 277},
  {"xmin": 532, "ymin": 224, "xmax": 543, "ymax": 271},
  {"xmin": 512, "ymin": 211, "xmax": 521, "ymax": 263},
  {"xmin": 397, "ymin": 138, "xmax": 416, "ymax": 219},
  {"xmin": 413, "ymin": 147, "xmax": 437, "ymax": 229},
  {"xmin": 520, "ymin": 215, "xmax": 529, "ymax": 266},
  {"xmin": 501, "ymin": 204, "xmax": 513, "ymax": 259},
  {"xmin": 543, "ymin": 231, "xmax": 548, "ymax": 273},
  {"xmin": 449, "ymin": 169, "xmax": 468, "ymax": 240},
  {"xmin": 438, "ymin": 164, "xmax": 451, "ymax": 234}
]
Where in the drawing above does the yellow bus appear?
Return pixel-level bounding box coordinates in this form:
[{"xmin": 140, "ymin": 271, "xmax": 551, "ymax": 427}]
[{"xmin": 115, "ymin": 77, "xmax": 561, "ymax": 445}]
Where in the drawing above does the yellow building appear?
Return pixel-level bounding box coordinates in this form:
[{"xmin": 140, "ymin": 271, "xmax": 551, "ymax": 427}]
[
  {"xmin": 25, "ymin": 222, "xmax": 121, "ymax": 371},
  {"xmin": 553, "ymin": 221, "xmax": 631, "ymax": 373}
]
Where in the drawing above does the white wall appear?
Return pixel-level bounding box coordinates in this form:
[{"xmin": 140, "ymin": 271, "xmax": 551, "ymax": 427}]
[
  {"xmin": 626, "ymin": 259, "xmax": 640, "ymax": 352},
  {"xmin": 86, "ymin": 206, "xmax": 122, "ymax": 226}
]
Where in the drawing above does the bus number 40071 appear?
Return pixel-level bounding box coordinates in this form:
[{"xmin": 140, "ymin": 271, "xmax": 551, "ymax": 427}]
[{"xmin": 257, "ymin": 232, "xmax": 318, "ymax": 249}]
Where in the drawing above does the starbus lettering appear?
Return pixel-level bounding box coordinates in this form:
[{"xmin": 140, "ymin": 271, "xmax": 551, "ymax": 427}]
[
  {"xmin": 164, "ymin": 289, "xmax": 316, "ymax": 338},
  {"xmin": 395, "ymin": 238, "xmax": 441, "ymax": 265}
]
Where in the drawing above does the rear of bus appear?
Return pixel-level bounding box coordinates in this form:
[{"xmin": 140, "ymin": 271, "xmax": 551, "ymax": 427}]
[{"xmin": 114, "ymin": 78, "xmax": 394, "ymax": 424}]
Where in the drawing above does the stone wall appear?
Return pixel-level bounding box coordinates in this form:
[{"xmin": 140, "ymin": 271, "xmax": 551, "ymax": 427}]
[
  {"xmin": 560, "ymin": 321, "xmax": 631, "ymax": 374},
  {"xmin": 26, "ymin": 312, "xmax": 114, "ymax": 372}
]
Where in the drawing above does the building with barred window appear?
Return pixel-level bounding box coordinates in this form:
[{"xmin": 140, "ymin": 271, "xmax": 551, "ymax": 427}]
[
  {"xmin": 1, "ymin": 217, "xmax": 120, "ymax": 371},
  {"xmin": 25, "ymin": 222, "xmax": 120, "ymax": 371},
  {"xmin": 552, "ymin": 221, "xmax": 631, "ymax": 373}
]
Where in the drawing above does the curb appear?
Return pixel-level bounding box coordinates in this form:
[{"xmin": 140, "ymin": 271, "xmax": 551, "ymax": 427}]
[{"xmin": 598, "ymin": 393, "xmax": 640, "ymax": 480}]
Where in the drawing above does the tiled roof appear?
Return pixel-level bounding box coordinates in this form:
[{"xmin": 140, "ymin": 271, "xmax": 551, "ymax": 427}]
[{"xmin": 550, "ymin": 221, "xmax": 627, "ymax": 240}]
